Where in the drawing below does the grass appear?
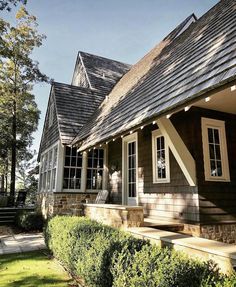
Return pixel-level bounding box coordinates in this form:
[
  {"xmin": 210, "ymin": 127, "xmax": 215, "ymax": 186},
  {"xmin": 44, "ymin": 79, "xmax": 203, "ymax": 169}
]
[{"xmin": 0, "ymin": 251, "xmax": 78, "ymax": 287}]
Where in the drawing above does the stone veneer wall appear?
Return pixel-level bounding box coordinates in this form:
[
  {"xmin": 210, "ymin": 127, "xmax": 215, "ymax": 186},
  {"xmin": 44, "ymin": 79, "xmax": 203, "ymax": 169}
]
[
  {"xmin": 200, "ymin": 223, "xmax": 236, "ymax": 244},
  {"xmin": 181, "ymin": 222, "xmax": 236, "ymax": 244},
  {"xmin": 37, "ymin": 192, "xmax": 97, "ymax": 218},
  {"xmin": 84, "ymin": 204, "xmax": 144, "ymax": 229}
]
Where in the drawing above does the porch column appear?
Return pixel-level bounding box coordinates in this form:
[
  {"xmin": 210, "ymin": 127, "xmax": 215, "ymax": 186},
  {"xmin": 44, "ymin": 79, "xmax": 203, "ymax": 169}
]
[
  {"xmin": 81, "ymin": 151, "xmax": 88, "ymax": 193},
  {"xmin": 55, "ymin": 142, "xmax": 64, "ymax": 192},
  {"xmin": 102, "ymin": 145, "xmax": 108, "ymax": 190},
  {"xmin": 157, "ymin": 117, "xmax": 197, "ymax": 186}
]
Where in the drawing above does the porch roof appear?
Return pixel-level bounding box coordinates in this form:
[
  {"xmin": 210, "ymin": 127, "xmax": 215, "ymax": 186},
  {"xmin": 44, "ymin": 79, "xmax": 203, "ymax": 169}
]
[{"xmin": 75, "ymin": 0, "xmax": 236, "ymax": 151}]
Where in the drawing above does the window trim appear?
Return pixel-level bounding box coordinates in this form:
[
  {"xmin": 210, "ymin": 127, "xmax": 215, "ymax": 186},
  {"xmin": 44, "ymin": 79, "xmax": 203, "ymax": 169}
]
[
  {"xmin": 201, "ymin": 117, "xmax": 230, "ymax": 182},
  {"xmin": 63, "ymin": 146, "xmax": 83, "ymax": 191},
  {"xmin": 39, "ymin": 142, "xmax": 59, "ymax": 192},
  {"xmin": 122, "ymin": 132, "xmax": 138, "ymax": 205},
  {"xmin": 86, "ymin": 148, "xmax": 105, "ymax": 191},
  {"xmin": 152, "ymin": 129, "xmax": 170, "ymax": 184}
]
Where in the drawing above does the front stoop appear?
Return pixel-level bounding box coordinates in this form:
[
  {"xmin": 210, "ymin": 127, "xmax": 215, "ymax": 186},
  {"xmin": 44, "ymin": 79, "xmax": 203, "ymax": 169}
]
[{"xmin": 128, "ymin": 226, "xmax": 236, "ymax": 274}]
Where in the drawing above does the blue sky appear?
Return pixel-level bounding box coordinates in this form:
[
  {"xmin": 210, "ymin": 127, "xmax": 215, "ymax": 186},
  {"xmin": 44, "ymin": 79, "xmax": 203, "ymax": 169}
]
[{"xmin": 2, "ymin": 0, "xmax": 218, "ymax": 153}]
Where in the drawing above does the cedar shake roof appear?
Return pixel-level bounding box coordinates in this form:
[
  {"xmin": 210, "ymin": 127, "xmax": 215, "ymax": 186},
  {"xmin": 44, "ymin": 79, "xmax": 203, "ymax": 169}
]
[
  {"xmin": 53, "ymin": 82, "xmax": 105, "ymax": 145},
  {"xmin": 72, "ymin": 51, "xmax": 131, "ymax": 94},
  {"xmin": 38, "ymin": 53, "xmax": 130, "ymax": 158},
  {"xmin": 75, "ymin": 0, "xmax": 236, "ymax": 151}
]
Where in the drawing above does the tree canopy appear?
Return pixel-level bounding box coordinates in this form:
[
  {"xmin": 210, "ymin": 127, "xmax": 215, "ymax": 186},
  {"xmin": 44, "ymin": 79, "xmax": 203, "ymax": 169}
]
[
  {"xmin": 0, "ymin": 0, "xmax": 27, "ymax": 11},
  {"xmin": 0, "ymin": 7, "xmax": 48, "ymax": 197}
]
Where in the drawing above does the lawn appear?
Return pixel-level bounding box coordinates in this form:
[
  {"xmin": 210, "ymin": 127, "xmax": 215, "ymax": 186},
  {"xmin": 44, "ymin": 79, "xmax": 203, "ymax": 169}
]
[{"xmin": 0, "ymin": 251, "xmax": 78, "ymax": 287}]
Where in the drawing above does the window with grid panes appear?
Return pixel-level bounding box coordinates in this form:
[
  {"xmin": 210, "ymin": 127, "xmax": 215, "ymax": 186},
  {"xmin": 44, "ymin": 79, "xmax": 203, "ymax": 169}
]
[
  {"xmin": 86, "ymin": 149, "xmax": 104, "ymax": 190},
  {"xmin": 128, "ymin": 141, "xmax": 136, "ymax": 197},
  {"xmin": 201, "ymin": 118, "xmax": 230, "ymax": 181},
  {"xmin": 152, "ymin": 129, "xmax": 170, "ymax": 183},
  {"xmin": 63, "ymin": 146, "xmax": 82, "ymax": 189},
  {"xmin": 39, "ymin": 144, "xmax": 58, "ymax": 192}
]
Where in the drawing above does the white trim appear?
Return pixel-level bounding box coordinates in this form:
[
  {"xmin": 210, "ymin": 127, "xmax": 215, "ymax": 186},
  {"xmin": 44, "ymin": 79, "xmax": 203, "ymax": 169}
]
[
  {"xmin": 56, "ymin": 143, "xmax": 64, "ymax": 192},
  {"xmin": 79, "ymin": 52, "xmax": 93, "ymax": 89},
  {"xmin": 201, "ymin": 117, "xmax": 230, "ymax": 182},
  {"xmin": 151, "ymin": 129, "xmax": 170, "ymax": 183},
  {"xmin": 122, "ymin": 132, "xmax": 138, "ymax": 206},
  {"xmin": 85, "ymin": 148, "xmax": 106, "ymax": 191},
  {"xmin": 38, "ymin": 141, "xmax": 60, "ymax": 193},
  {"xmin": 102, "ymin": 145, "xmax": 108, "ymax": 190},
  {"xmin": 157, "ymin": 117, "xmax": 196, "ymax": 186},
  {"xmin": 80, "ymin": 151, "xmax": 88, "ymax": 193},
  {"xmin": 40, "ymin": 141, "xmax": 59, "ymax": 157}
]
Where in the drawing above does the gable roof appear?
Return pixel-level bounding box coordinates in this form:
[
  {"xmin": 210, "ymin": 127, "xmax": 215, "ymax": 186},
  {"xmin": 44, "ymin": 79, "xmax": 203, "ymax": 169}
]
[
  {"xmin": 75, "ymin": 0, "xmax": 236, "ymax": 151},
  {"xmin": 38, "ymin": 52, "xmax": 131, "ymax": 158},
  {"xmin": 72, "ymin": 51, "xmax": 131, "ymax": 94},
  {"xmin": 53, "ymin": 82, "xmax": 105, "ymax": 145}
]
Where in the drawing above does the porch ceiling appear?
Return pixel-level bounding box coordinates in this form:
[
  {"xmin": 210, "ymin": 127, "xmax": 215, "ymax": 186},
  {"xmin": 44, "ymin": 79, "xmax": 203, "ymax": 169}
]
[{"xmin": 194, "ymin": 86, "xmax": 236, "ymax": 114}]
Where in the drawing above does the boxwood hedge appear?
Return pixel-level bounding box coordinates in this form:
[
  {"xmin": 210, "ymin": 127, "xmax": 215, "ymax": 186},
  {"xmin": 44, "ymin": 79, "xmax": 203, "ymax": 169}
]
[{"xmin": 45, "ymin": 216, "xmax": 236, "ymax": 287}]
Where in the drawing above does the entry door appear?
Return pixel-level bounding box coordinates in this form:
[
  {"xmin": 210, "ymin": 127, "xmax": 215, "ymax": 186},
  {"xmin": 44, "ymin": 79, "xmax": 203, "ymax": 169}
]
[{"xmin": 122, "ymin": 133, "xmax": 138, "ymax": 206}]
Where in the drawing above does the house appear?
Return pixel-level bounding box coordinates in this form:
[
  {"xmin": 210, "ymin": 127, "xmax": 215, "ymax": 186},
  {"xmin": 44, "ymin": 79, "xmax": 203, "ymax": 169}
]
[{"xmin": 38, "ymin": 0, "xmax": 236, "ymax": 243}]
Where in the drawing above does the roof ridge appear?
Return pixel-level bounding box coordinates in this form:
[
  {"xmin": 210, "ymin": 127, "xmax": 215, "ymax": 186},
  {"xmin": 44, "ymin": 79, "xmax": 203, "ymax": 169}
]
[
  {"xmin": 78, "ymin": 50, "xmax": 131, "ymax": 67},
  {"xmin": 74, "ymin": 0, "xmax": 236, "ymax": 150}
]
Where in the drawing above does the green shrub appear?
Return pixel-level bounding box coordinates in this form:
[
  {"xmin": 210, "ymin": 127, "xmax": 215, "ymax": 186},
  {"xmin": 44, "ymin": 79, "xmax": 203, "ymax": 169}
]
[
  {"xmin": 45, "ymin": 216, "xmax": 236, "ymax": 287},
  {"xmin": 45, "ymin": 216, "xmax": 147, "ymax": 287},
  {"xmin": 217, "ymin": 273, "xmax": 236, "ymax": 287},
  {"xmin": 16, "ymin": 210, "xmax": 44, "ymax": 231},
  {"xmin": 112, "ymin": 244, "xmax": 223, "ymax": 287}
]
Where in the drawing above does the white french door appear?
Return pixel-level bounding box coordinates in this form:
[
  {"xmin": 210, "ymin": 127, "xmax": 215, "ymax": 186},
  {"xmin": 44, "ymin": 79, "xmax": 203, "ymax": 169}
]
[{"xmin": 122, "ymin": 133, "xmax": 138, "ymax": 206}]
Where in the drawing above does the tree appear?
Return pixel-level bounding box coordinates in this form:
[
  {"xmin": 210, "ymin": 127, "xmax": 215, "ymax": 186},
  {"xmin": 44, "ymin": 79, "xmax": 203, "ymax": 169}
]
[
  {"xmin": 0, "ymin": 0, "xmax": 27, "ymax": 12},
  {"xmin": 0, "ymin": 7, "xmax": 48, "ymax": 203}
]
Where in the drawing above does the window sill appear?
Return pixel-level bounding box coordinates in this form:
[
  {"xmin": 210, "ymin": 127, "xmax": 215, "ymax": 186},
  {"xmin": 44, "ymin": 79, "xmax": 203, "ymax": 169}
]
[
  {"xmin": 153, "ymin": 179, "xmax": 170, "ymax": 184},
  {"xmin": 205, "ymin": 177, "xmax": 231, "ymax": 182}
]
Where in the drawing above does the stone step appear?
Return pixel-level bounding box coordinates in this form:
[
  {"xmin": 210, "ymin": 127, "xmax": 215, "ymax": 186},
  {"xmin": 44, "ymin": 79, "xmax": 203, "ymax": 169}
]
[
  {"xmin": 0, "ymin": 219, "xmax": 14, "ymax": 225},
  {"xmin": 144, "ymin": 218, "xmax": 184, "ymax": 232},
  {"xmin": 0, "ymin": 212, "xmax": 16, "ymax": 217}
]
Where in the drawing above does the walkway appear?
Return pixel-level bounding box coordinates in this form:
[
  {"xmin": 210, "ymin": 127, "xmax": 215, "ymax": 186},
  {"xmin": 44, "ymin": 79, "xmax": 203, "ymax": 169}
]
[{"xmin": 0, "ymin": 232, "xmax": 46, "ymax": 255}]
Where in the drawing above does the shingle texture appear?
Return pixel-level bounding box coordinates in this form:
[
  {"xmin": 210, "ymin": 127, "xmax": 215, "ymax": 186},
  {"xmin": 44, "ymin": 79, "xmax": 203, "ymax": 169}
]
[
  {"xmin": 76, "ymin": 0, "xmax": 236, "ymax": 151},
  {"xmin": 39, "ymin": 53, "xmax": 130, "ymax": 157},
  {"xmin": 72, "ymin": 51, "xmax": 131, "ymax": 94},
  {"xmin": 53, "ymin": 82, "xmax": 106, "ymax": 145}
]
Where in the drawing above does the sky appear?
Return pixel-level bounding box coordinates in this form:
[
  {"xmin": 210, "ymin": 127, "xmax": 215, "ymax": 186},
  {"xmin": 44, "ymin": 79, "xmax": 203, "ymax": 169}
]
[{"xmin": 2, "ymin": 0, "xmax": 218, "ymax": 154}]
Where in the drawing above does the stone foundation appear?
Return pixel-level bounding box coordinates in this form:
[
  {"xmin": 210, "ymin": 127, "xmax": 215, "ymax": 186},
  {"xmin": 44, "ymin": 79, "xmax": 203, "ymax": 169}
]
[
  {"xmin": 200, "ymin": 223, "xmax": 236, "ymax": 244},
  {"xmin": 37, "ymin": 192, "xmax": 97, "ymax": 219},
  {"xmin": 84, "ymin": 203, "xmax": 144, "ymax": 229},
  {"xmin": 180, "ymin": 222, "xmax": 236, "ymax": 244}
]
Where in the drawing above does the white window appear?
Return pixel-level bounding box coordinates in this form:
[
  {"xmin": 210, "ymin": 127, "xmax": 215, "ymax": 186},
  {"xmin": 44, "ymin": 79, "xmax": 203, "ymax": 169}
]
[
  {"xmin": 152, "ymin": 129, "xmax": 170, "ymax": 183},
  {"xmin": 201, "ymin": 118, "xmax": 230, "ymax": 182},
  {"xmin": 39, "ymin": 144, "xmax": 58, "ymax": 192},
  {"xmin": 48, "ymin": 102, "xmax": 54, "ymax": 127},
  {"xmin": 86, "ymin": 149, "xmax": 104, "ymax": 190},
  {"xmin": 63, "ymin": 146, "xmax": 83, "ymax": 190}
]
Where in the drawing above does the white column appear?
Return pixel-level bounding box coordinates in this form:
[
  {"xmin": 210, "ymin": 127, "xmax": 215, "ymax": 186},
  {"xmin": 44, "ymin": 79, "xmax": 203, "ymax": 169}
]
[
  {"xmin": 55, "ymin": 142, "xmax": 64, "ymax": 192},
  {"xmin": 81, "ymin": 151, "xmax": 88, "ymax": 193},
  {"xmin": 102, "ymin": 145, "xmax": 108, "ymax": 190}
]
